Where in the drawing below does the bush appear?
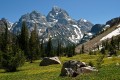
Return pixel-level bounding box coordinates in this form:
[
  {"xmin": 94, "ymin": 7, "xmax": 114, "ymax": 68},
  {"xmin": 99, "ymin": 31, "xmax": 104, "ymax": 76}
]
[
  {"xmin": 96, "ymin": 55, "xmax": 104, "ymax": 69},
  {"xmin": 1, "ymin": 49, "xmax": 25, "ymax": 72},
  {"xmin": 67, "ymin": 53, "xmax": 73, "ymax": 57},
  {"xmin": 88, "ymin": 61, "xmax": 94, "ymax": 67},
  {"xmin": 89, "ymin": 50, "xmax": 96, "ymax": 55},
  {"xmin": 0, "ymin": 51, "xmax": 2, "ymax": 68}
]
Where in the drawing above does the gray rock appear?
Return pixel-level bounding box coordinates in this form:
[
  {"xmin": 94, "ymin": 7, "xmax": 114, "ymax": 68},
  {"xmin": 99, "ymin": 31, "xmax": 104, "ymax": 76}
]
[
  {"xmin": 60, "ymin": 60, "xmax": 98, "ymax": 77},
  {"xmin": 81, "ymin": 66, "xmax": 98, "ymax": 73},
  {"xmin": 60, "ymin": 60, "xmax": 86, "ymax": 76},
  {"xmin": 40, "ymin": 57, "xmax": 61, "ymax": 66}
]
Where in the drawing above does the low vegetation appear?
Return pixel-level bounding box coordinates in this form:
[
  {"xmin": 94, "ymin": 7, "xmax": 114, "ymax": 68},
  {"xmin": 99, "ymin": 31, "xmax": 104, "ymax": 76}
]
[
  {"xmin": 0, "ymin": 54, "xmax": 120, "ymax": 80},
  {"xmin": 0, "ymin": 16, "xmax": 120, "ymax": 80}
]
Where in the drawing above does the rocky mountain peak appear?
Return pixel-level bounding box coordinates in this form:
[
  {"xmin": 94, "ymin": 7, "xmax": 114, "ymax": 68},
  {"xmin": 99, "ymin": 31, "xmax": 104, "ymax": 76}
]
[
  {"xmin": 47, "ymin": 6, "xmax": 70, "ymax": 23},
  {"xmin": 0, "ymin": 18, "xmax": 13, "ymax": 30},
  {"xmin": 12, "ymin": 6, "xmax": 94, "ymax": 47},
  {"xmin": 52, "ymin": 6, "xmax": 61, "ymax": 13},
  {"xmin": 78, "ymin": 18, "xmax": 88, "ymax": 23},
  {"xmin": 77, "ymin": 19, "xmax": 94, "ymax": 33},
  {"xmin": 19, "ymin": 11, "xmax": 47, "ymax": 23}
]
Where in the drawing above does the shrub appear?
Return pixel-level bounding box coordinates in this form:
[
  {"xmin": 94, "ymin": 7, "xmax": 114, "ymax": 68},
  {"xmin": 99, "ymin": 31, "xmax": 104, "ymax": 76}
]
[
  {"xmin": 1, "ymin": 49, "xmax": 25, "ymax": 72},
  {"xmin": 96, "ymin": 55, "xmax": 104, "ymax": 69},
  {"xmin": 0, "ymin": 51, "xmax": 2, "ymax": 68},
  {"xmin": 88, "ymin": 61, "xmax": 94, "ymax": 67}
]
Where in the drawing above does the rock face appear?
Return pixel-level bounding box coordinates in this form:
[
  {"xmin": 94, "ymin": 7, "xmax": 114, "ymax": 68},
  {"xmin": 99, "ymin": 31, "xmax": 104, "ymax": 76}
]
[
  {"xmin": 90, "ymin": 24, "xmax": 105, "ymax": 35},
  {"xmin": 12, "ymin": 6, "xmax": 93, "ymax": 47},
  {"xmin": 77, "ymin": 19, "xmax": 94, "ymax": 33},
  {"xmin": 40, "ymin": 57, "xmax": 61, "ymax": 66},
  {"xmin": 60, "ymin": 60, "xmax": 98, "ymax": 77},
  {"xmin": 0, "ymin": 18, "xmax": 13, "ymax": 34}
]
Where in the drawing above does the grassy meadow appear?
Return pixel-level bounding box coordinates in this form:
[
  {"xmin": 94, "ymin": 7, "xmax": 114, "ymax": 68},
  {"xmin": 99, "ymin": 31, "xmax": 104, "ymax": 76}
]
[{"xmin": 0, "ymin": 53, "xmax": 120, "ymax": 80}]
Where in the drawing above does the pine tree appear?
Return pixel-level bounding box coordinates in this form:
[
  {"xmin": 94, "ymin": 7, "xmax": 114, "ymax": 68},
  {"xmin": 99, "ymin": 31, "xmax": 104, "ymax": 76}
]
[
  {"xmin": 46, "ymin": 38, "xmax": 53, "ymax": 57},
  {"xmin": 66, "ymin": 45, "xmax": 75, "ymax": 57},
  {"xmin": 1, "ymin": 22, "xmax": 25, "ymax": 72},
  {"xmin": 34, "ymin": 26, "xmax": 41, "ymax": 59},
  {"xmin": 81, "ymin": 44, "xmax": 85, "ymax": 53},
  {"xmin": 72, "ymin": 44, "xmax": 75, "ymax": 55},
  {"xmin": 40, "ymin": 40, "xmax": 45, "ymax": 57},
  {"xmin": 57, "ymin": 40, "xmax": 61, "ymax": 56},
  {"xmin": 118, "ymin": 36, "xmax": 120, "ymax": 50},
  {"xmin": 29, "ymin": 30, "xmax": 36, "ymax": 63},
  {"xmin": 29, "ymin": 25, "xmax": 40, "ymax": 63},
  {"xmin": 100, "ymin": 47, "xmax": 105, "ymax": 54},
  {"xmin": 111, "ymin": 37, "xmax": 115, "ymax": 48},
  {"xmin": 19, "ymin": 21, "xmax": 29, "ymax": 59}
]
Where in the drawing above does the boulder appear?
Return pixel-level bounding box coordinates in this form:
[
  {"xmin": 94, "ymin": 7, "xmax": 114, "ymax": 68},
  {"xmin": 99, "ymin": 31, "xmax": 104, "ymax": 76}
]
[
  {"xmin": 60, "ymin": 60, "xmax": 98, "ymax": 77},
  {"xmin": 40, "ymin": 57, "xmax": 61, "ymax": 66},
  {"xmin": 81, "ymin": 66, "xmax": 98, "ymax": 73},
  {"xmin": 60, "ymin": 60, "xmax": 86, "ymax": 76}
]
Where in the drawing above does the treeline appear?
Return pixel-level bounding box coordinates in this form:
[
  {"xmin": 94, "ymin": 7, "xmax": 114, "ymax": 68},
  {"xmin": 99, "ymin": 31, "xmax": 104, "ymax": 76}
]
[
  {"xmin": 101, "ymin": 36, "xmax": 120, "ymax": 56},
  {"xmin": 0, "ymin": 21, "xmax": 76, "ymax": 72},
  {"xmin": 87, "ymin": 35, "xmax": 120, "ymax": 56}
]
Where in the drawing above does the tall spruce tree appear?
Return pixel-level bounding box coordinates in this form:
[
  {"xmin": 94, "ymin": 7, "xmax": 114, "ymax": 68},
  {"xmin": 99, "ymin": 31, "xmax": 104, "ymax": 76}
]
[
  {"xmin": 46, "ymin": 38, "xmax": 53, "ymax": 57},
  {"xmin": 40, "ymin": 40, "xmax": 45, "ymax": 57},
  {"xmin": 29, "ymin": 30, "xmax": 36, "ymax": 63},
  {"xmin": 29, "ymin": 25, "xmax": 41, "ymax": 63},
  {"xmin": 1, "ymin": 22, "xmax": 25, "ymax": 72},
  {"xmin": 117, "ymin": 36, "xmax": 120, "ymax": 50},
  {"xmin": 81, "ymin": 44, "xmax": 85, "ymax": 53},
  {"xmin": 20, "ymin": 21, "xmax": 29, "ymax": 59},
  {"xmin": 57, "ymin": 40, "xmax": 61, "ymax": 56}
]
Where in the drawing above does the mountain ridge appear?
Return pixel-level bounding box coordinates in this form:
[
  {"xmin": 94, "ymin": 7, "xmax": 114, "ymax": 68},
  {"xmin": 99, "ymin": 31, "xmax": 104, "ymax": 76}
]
[{"xmin": 11, "ymin": 6, "xmax": 93, "ymax": 46}]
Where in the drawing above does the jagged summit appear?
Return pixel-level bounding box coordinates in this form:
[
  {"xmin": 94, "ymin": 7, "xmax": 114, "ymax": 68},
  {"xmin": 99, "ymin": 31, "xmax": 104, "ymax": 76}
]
[
  {"xmin": 0, "ymin": 18, "xmax": 13, "ymax": 30},
  {"xmin": 10, "ymin": 6, "xmax": 93, "ymax": 46},
  {"xmin": 19, "ymin": 11, "xmax": 47, "ymax": 23},
  {"xmin": 47, "ymin": 6, "xmax": 70, "ymax": 23},
  {"xmin": 77, "ymin": 18, "xmax": 94, "ymax": 33},
  {"xmin": 52, "ymin": 6, "xmax": 61, "ymax": 12},
  {"xmin": 79, "ymin": 18, "xmax": 88, "ymax": 22}
]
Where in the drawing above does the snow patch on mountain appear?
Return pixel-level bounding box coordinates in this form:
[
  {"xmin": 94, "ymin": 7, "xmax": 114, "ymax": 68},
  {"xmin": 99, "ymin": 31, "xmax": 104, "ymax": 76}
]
[
  {"xmin": 68, "ymin": 25, "xmax": 83, "ymax": 43},
  {"xmin": 100, "ymin": 25, "xmax": 120, "ymax": 41},
  {"xmin": 80, "ymin": 19, "xmax": 87, "ymax": 22}
]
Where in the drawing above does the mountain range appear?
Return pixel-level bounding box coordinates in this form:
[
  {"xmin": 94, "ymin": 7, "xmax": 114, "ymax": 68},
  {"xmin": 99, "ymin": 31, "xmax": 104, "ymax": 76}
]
[
  {"xmin": 76, "ymin": 17, "xmax": 120, "ymax": 53},
  {"xmin": 0, "ymin": 6, "xmax": 120, "ymax": 47},
  {"xmin": 11, "ymin": 6, "xmax": 93, "ymax": 46}
]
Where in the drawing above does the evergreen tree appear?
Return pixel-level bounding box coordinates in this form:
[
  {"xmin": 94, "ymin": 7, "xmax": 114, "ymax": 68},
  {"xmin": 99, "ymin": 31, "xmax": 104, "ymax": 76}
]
[
  {"xmin": 46, "ymin": 38, "xmax": 53, "ymax": 57},
  {"xmin": 111, "ymin": 37, "xmax": 115, "ymax": 48},
  {"xmin": 117, "ymin": 36, "xmax": 120, "ymax": 50},
  {"xmin": 72, "ymin": 44, "xmax": 75, "ymax": 55},
  {"xmin": 1, "ymin": 22, "xmax": 25, "ymax": 72},
  {"xmin": 0, "ymin": 51, "xmax": 2, "ymax": 68},
  {"xmin": 40, "ymin": 40, "xmax": 45, "ymax": 57},
  {"xmin": 57, "ymin": 40, "xmax": 61, "ymax": 56},
  {"xmin": 29, "ymin": 30, "xmax": 36, "ymax": 63},
  {"xmin": 1, "ymin": 46, "xmax": 25, "ymax": 72},
  {"xmin": 100, "ymin": 47, "xmax": 105, "ymax": 54},
  {"xmin": 81, "ymin": 44, "xmax": 85, "ymax": 53},
  {"xmin": 29, "ymin": 25, "xmax": 40, "ymax": 63},
  {"xmin": 105, "ymin": 39, "xmax": 109, "ymax": 50},
  {"xmin": 65, "ymin": 45, "xmax": 75, "ymax": 57},
  {"xmin": 19, "ymin": 21, "xmax": 29, "ymax": 59},
  {"xmin": 34, "ymin": 26, "xmax": 41, "ymax": 59}
]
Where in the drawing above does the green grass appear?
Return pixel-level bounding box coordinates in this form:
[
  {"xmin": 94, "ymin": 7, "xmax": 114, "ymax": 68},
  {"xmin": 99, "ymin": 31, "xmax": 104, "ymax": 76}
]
[{"xmin": 0, "ymin": 54, "xmax": 120, "ymax": 80}]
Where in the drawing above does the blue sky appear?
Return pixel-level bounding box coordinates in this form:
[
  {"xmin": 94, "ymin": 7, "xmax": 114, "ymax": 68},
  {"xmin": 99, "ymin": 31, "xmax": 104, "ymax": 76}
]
[{"xmin": 0, "ymin": 0, "xmax": 120, "ymax": 24}]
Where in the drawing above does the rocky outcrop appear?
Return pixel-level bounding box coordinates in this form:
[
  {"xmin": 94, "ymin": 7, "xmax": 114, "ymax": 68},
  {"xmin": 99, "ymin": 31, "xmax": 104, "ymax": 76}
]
[
  {"xmin": 60, "ymin": 60, "xmax": 98, "ymax": 77},
  {"xmin": 12, "ymin": 6, "xmax": 93, "ymax": 47},
  {"xmin": 40, "ymin": 57, "xmax": 61, "ymax": 66}
]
